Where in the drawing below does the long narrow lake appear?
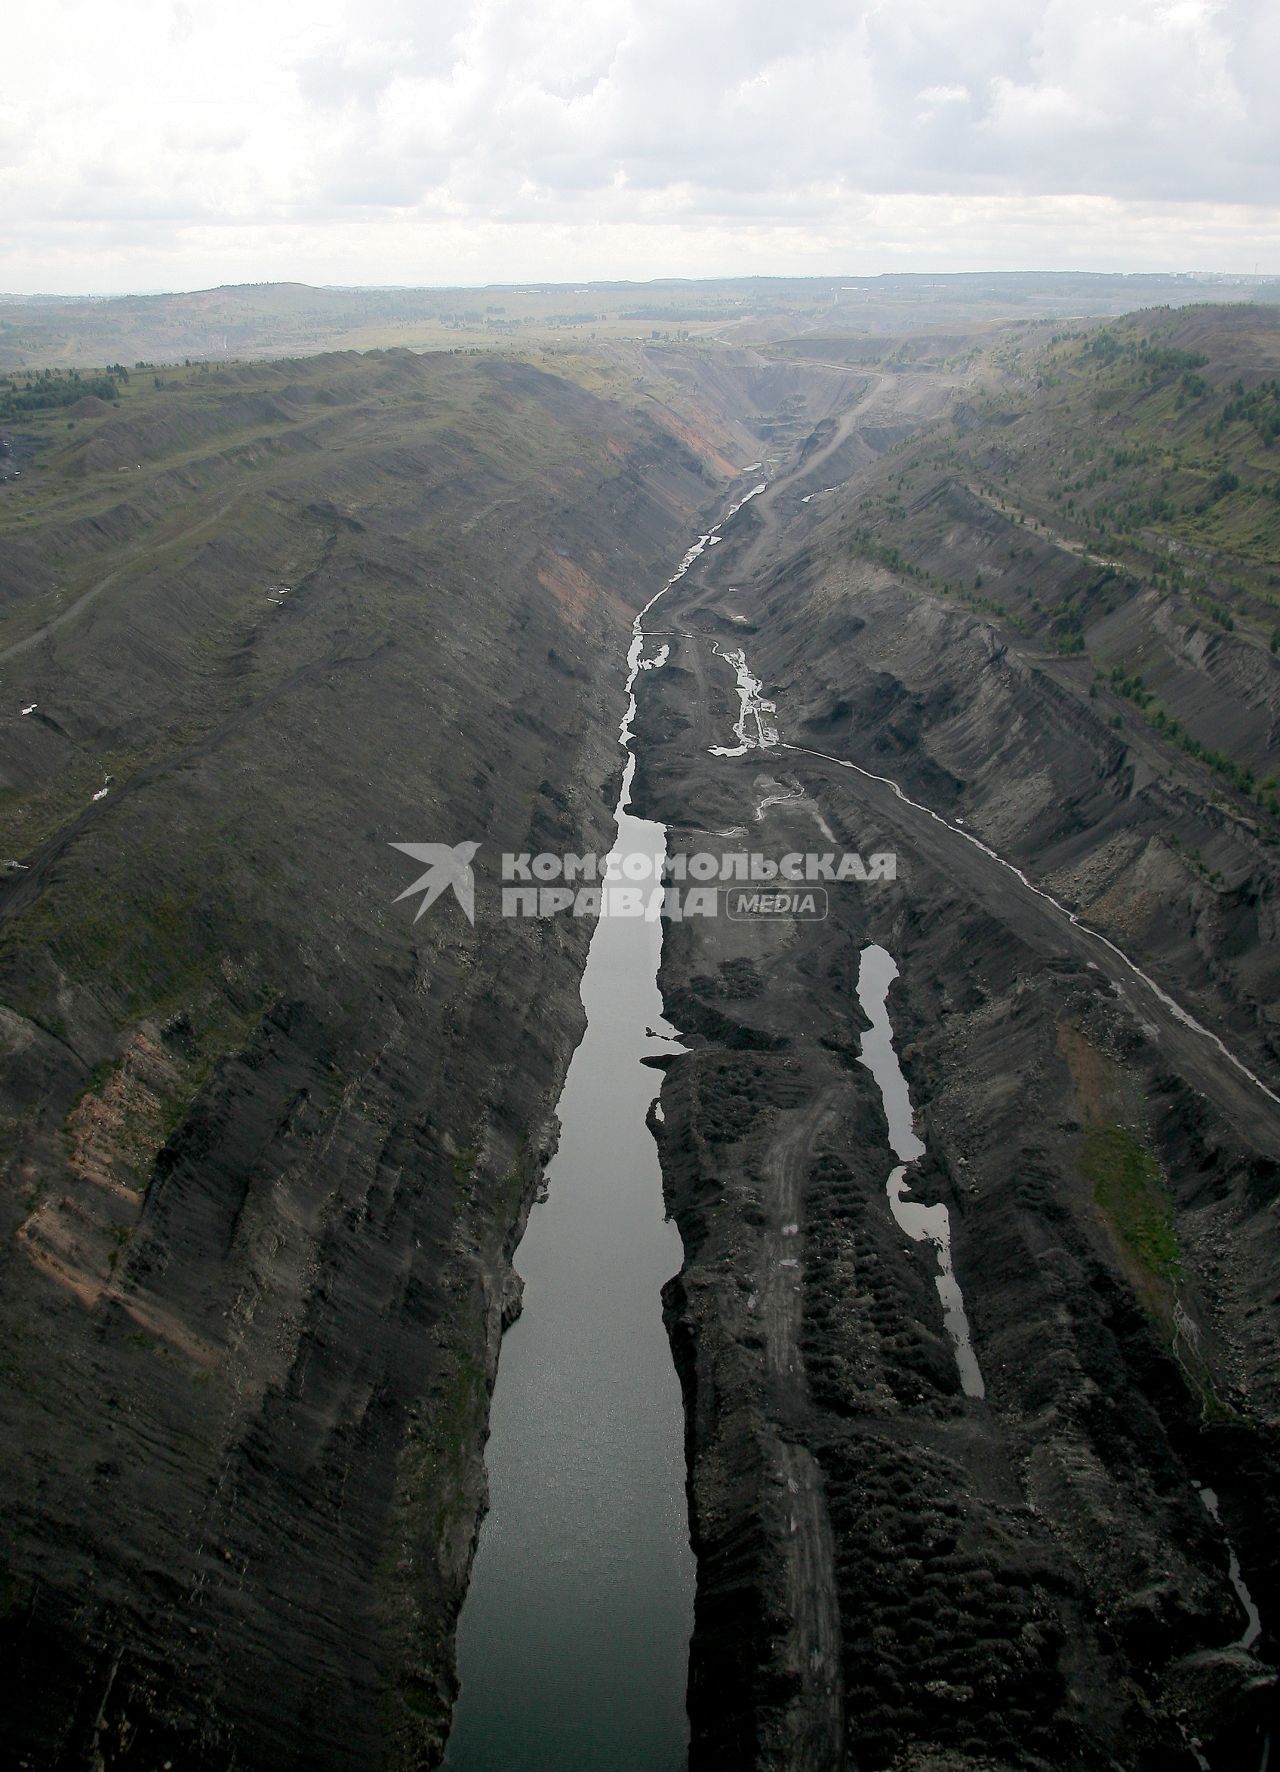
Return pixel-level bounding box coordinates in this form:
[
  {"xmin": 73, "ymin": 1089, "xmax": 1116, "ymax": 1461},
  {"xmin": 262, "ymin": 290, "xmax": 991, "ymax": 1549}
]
[
  {"xmin": 445, "ymin": 784, "xmax": 693, "ymax": 1767},
  {"xmin": 445, "ymin": 496, "xmax": 766, "ymax": 1769}
]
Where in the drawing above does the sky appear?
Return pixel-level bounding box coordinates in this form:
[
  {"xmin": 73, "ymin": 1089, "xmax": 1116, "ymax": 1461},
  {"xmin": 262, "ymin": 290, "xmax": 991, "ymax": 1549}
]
[{"xmin": 1, "ymin": 0, "xmax": 1278, "ymax": 295}]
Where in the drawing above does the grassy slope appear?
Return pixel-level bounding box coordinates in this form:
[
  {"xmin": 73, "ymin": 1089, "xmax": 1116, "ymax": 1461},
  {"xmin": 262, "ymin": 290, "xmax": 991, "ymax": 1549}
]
[{"xmin": 826, "ymin": 303, "xmax": 1280, "ymax": 815}]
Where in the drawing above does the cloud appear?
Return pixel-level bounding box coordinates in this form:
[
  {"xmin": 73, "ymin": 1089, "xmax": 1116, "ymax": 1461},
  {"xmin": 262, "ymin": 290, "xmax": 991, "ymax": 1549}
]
[{"xmin": 0, "ymin": 0, "xmax": 1276, "ymax": 290}]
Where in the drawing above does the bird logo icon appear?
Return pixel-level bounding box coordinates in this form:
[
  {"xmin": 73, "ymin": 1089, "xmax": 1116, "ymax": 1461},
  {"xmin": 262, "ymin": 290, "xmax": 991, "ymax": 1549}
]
[{"xmin": 390, "ymin": 841, "xmax": 480, "ymax": 925}]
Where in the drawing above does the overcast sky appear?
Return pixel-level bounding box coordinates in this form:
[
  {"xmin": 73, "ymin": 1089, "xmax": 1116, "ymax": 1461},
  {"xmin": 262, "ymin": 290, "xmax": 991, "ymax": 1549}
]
[{"xmin": 2, "ymin": 0, "xmax": 1277, "ymax": 294}]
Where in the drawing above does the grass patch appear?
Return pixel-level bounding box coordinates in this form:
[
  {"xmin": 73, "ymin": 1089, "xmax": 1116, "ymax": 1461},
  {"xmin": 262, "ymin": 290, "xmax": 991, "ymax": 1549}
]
[
  {"xmin": 451, "ymin": 1146, "xmax": 478, "ymax": 1198},
  {"xmin": 1083, "ymin": 1123, "xmax": 1181, "ymax": 1285}
]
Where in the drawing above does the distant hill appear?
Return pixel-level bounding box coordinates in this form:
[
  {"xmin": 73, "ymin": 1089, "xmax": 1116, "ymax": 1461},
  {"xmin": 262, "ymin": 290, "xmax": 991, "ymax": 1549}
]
[{"xmin": 1, "ymin": 271, "xmax": 1277, "ymax": 370}]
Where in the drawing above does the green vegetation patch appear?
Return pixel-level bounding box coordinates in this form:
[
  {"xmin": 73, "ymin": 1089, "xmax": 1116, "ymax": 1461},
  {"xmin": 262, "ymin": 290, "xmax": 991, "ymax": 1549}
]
[
  {"xmin": 0, "ymin": 364, "xmax": 128, "ymax": 421},
  {"xmin": 1105, "ymin": 663, "xmax": 1275, "ymax": 812},
  {"xmin": 451, "ymin": 1145, "xmax": 479, "ymax": 1197},
  {"xmin": 1083, "ymin": 1123, "xmax": 1181, "ymax": 1284}
]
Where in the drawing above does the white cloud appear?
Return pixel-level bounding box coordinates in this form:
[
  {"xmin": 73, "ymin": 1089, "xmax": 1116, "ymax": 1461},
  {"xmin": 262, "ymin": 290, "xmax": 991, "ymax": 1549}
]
[{"xmin": 0, "ymin": 0, "xmax": 1276, "ymax": 290}]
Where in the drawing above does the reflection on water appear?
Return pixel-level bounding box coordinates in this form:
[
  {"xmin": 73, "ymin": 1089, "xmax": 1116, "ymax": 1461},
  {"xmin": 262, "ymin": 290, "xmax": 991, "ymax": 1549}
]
[
  {"xmin": 445, "ymin": 790, "xmax": 693, "ymax": 1770},
  {"xmin": 856, "ymin": 943, "xmax": 985, "ymax": 1401}
]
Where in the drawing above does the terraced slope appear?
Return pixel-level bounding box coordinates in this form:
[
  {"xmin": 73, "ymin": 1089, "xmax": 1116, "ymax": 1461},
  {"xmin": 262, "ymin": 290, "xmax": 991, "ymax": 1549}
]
[
  {"xmin": 626, "ymin": 315, "xmax": 1280, "ymax": 1770},
  {"xmin": 2, "ymin": 307, "xmax": 1278, "ymax": 1772},
  {"xmin": 0, "ymin": 344, "xmax": 742, "ymax": 1769}
]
